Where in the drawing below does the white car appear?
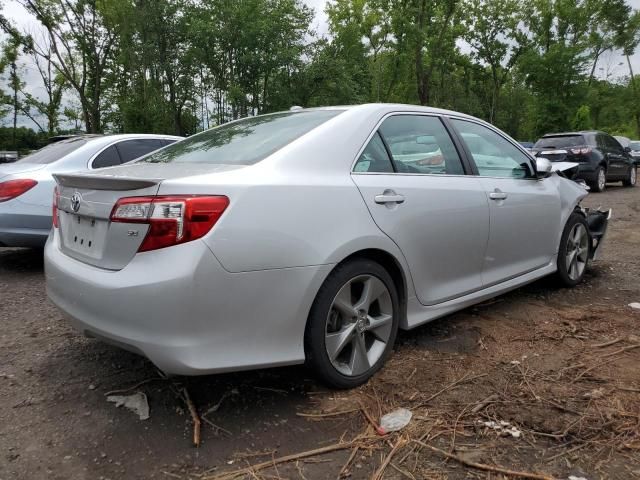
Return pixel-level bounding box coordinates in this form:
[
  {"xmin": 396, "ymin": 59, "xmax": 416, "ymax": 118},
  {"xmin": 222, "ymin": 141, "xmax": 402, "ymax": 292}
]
[{"xmin": 0, "ymin": 134, "xmax": 181, "ymax": 247}]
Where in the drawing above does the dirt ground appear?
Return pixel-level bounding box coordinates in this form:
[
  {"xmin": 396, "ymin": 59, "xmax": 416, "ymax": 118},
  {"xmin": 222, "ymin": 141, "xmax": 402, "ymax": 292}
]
[{"xmin": 1, "ymin": 184, "xmax": 639, "ymax": 480}]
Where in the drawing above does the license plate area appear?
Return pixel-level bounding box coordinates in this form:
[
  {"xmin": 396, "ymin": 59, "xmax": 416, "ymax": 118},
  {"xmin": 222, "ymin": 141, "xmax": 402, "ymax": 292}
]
[{"xmin": 61, "ymin": 213, "xmax": 108, "ymax": 259}]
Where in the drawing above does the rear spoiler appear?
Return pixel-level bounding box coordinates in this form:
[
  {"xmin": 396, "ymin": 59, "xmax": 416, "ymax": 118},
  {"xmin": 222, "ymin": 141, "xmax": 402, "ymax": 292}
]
[{"xmin": 53, "ymin": 173, "xmax": 161, "ymax": 191}]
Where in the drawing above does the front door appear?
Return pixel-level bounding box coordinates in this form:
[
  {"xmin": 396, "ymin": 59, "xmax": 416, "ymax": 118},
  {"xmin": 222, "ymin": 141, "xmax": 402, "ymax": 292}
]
[
  {"xmin": 449, "ymin": 118, "xmax": 561, "ymax": 286},
  {"xmin": 351, "ymin": 114, "xmax": 490, "ymax": 305}
]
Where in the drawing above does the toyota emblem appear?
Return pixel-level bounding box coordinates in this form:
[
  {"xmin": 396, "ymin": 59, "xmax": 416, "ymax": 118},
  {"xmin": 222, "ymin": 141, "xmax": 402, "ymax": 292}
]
[{"xmin": 70, "ymin": 192, "xmax": 82, "ymax": 213}]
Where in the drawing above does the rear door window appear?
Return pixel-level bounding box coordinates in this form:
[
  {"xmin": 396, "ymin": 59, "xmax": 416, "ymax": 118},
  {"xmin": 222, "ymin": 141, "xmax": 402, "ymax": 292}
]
[
  {"xmin": 116, "ymin": 139, "xmax": 163, "ymax": 163},
  {"xmin": 378, "ymin": 115, "xmax": 465, "ymax": 175},
  {"xmin": 92, "ymin": 146, "xmax": 121, "ymax": 168},
  {"xmin": 353, "ymin": 132, "xmax": 394, "ymax": 173}
]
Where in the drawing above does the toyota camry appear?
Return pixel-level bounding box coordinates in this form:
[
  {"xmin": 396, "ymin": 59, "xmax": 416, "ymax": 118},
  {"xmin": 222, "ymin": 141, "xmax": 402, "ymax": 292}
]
[{"xmin": 44, "ymin": 104, "xmax": 610, "ymax": 388}]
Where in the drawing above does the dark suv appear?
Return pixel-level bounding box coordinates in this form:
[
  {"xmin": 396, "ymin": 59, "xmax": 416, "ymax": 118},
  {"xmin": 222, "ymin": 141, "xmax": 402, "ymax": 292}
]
[{"xmin": 532, "ymin": 131, "xmax": 637, "ymax": 192}]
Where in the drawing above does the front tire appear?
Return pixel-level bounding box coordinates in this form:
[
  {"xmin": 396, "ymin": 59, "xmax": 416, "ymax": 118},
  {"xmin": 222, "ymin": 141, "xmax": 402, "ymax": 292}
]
[
  {"xmin": 589, "ymin": 166, "xmax": 606, "ymax": 192},
  {"xmin": 305, "ymin": 259, "xmax": 399, "ymax": 389},
  {"xmin": 555, "ymin": 213, "xmax": 591, "ymax": 287},
  {"xmin": 623, "ymin": 165, "xmax": 637, "ymax": 187}
]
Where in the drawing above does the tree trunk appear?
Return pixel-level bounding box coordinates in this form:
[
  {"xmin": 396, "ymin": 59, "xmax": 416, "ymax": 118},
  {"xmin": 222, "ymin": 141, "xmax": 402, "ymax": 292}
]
[{"xmin": 626, "ymin": 54, "xmax": 640, "ymax": 138}]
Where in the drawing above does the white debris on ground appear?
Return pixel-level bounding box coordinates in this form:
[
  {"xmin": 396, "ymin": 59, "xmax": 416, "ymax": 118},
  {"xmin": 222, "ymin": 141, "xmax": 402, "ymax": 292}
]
[
  {"xmin": 477, "ymin": 419, "xmax": 522, "ymax": 438},
  {"xmin": 568, "ymin": 476, "xmax": 589, "ymax": 480},
  {"xmin": 379, "ymin": 408, "xmax": 412, "ymax": 434},
  {"xmin": 628, "ymin": 302, "xmax": 640, "ymax": 310},
  {"xmin": 583, "ymin": 388, "xmax": 605, "ymax": 399},
  {"xmin": 107, "ymin": 392, "xmax": 150, "ymax": 420}
]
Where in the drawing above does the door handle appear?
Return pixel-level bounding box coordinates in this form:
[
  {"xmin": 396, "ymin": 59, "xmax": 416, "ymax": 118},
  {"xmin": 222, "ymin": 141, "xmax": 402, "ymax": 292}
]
[
  {"xmin": 375, "ymin": 190, "xmax": 405, "ymax": 204},
  {"xmin": 489, "ymin": 189, "xmax": 508, "ymax": 200}
]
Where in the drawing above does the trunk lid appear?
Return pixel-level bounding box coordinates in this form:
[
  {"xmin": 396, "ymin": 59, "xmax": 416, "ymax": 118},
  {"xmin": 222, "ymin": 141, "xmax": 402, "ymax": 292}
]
[{"xmin": 53, "ymin": 163, "xmax": 242, "ymax": 270}]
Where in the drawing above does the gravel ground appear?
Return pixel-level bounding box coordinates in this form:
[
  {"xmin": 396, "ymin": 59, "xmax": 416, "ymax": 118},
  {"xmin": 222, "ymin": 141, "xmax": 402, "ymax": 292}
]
[{"xmin": 1, "ymin": 184, "xmax": 639, "ymax": 480}]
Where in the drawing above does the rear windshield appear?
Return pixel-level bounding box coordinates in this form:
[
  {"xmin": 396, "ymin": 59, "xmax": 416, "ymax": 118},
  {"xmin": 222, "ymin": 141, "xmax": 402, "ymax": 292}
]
[
  {"xmin": 18, "ymin": 137, "xmax": 88, "ymax": 164},
  {"xmin": 142, "ymin": 110, "xmax": 344, "ymax": 165},
  {"xmin": 534, "ymin": 135, "xmax": 585, "ymax": 149}
]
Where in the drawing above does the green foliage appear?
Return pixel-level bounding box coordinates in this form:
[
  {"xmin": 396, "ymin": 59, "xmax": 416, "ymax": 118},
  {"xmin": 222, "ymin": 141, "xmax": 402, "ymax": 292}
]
[
  {"xmin": 1, "ymin": 0, "xmax": 640, "ymax": 148},
  {"xmin": 572, "ymin": 105, "xmax": 593, "ymax": 130}
]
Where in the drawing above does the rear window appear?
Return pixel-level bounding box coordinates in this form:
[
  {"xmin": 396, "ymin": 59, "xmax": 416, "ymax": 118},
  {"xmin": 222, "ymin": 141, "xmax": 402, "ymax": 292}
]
[
  {"xmin": 18, "ymin": 137, "xmax": 88, "ymax": 164},
  {"xmin": 534, "ymin": 135, "xmax": 585, "ymax": 149},
  {"xmin": 142, "ymin": 110, "xmax": 344, "ymax": 165}
]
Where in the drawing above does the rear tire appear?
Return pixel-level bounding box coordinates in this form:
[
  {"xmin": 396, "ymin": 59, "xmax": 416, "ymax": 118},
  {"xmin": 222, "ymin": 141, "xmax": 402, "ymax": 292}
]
[
  {"xmin": 305, "ymin": 259, "xmax": 399, "ymax": 389},
  {"xmin": 622, "ymin": 165, "xmax": 637, "ymax": 187},
  {"xmin": 589, "ymin": 166, "xmax": 606, "ymax": 192},
  {"xmin": 555, "ymin": 213, "xmax": 591, "ymax": 287}
]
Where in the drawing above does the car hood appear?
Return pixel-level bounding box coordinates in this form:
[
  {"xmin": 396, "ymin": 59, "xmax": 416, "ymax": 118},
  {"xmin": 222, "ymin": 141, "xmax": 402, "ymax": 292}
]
[{"xmin": 0, "ymin": 162, "xmax": 47, "ymax": 180}]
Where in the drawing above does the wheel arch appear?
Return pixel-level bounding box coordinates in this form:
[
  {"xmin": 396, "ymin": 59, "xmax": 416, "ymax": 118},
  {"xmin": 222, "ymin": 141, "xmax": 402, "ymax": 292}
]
[{"xmin": 304, "ymin": 247, "xmax": 411, "ymax": 349}]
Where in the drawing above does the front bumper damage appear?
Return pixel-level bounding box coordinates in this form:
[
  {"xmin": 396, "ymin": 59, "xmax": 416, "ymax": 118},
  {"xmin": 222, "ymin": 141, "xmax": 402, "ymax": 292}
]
[{"xmin": 582, "ymin": 207, "xmax": 612, "ymax": 261}]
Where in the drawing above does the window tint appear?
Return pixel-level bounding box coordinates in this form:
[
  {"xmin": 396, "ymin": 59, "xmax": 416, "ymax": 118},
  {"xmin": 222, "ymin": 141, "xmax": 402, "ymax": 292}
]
[
  {"xmin": 603, "ymin": 134, "xmax": 623, "ymax": 152},
  {"xmin": 353, "ymin": 133, "xmax": 394, "ymax": 173},
  {"xmin": 142, "ymin": 110, "xmax": 343, "ymax": 165},
  {"xmin": 378, "ymin": 115, "xmax": 464, "ymax": 175},
  {"xmin": 17, "ymin": 137, "xmax": 87, "ymax": 164},
  {"xmin": 452, "ymin": 119, "xmax": 533, "ymax": 178},
  {"xmin": 92, "ymin": 146, "xmax": 121, "ymax": 168},
  {"xmin": 533, "ymin": 135, "xmax": 585, "ymax": 149},
  {"xmin": 117, "ymin": 139, "xmax": 163, "ymax": 163}
]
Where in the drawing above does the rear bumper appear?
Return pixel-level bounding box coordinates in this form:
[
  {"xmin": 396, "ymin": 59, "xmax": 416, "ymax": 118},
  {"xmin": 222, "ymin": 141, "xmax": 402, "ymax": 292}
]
[
  {"xmin": 45, "ymin": 230, "xmax": 333, "ymax": 375},
  {"xmin": 573, "ymin": 163, "xmax": 599, "ymax": 182},
  {"xmin": 0, "ymin": 203, "xmax": 51, "ymax": 247}
]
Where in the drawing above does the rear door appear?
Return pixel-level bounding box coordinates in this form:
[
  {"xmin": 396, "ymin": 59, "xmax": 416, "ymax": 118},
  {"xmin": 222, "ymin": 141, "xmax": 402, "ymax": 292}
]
[
  {"xmin": 449, "ymin": 118, "xmax": 561, "ymax": 286},
  {"xmin": 602, "ymin": 134, "xmax": 627, "ymax": 178},
  {"xmin": 351, "ymin": 114, "xmax": 490, "ymax": 306}
]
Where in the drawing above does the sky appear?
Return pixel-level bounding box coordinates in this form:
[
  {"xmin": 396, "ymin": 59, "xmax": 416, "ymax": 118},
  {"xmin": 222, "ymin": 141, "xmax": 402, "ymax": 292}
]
[{"xmin": 1, "ymin": 0, "xmax": 640, "ymax": 130}]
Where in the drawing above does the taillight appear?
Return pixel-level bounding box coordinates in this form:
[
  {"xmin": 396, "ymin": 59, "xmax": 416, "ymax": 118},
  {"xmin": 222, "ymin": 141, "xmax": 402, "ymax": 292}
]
[
  {"xmin": 570, "ymin": 147, "xmax": 591, "ymax": 155},
  {"xmin": 111, "ymin": 195, "xmax": 229, "ymax": 252},
  {"xmin": 52, "ymin": 186, "xmax": 60, "ymax": 228},
  {"xmin": 0, "ymin": 179, "xmax": 38, "ymax": 202}
]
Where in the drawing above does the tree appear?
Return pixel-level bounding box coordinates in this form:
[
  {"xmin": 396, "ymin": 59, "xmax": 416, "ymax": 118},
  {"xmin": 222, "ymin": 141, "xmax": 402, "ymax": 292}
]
[
  {"xmin": 0, "ymin": 38, "xmax": 24, "ymax": 148},
  {"xmin": 18, "ymin": 0, "xmax": 122, "ymax": 133},
  {"xmin": 464, "ymin": 0, "xmax": 527, "ymax": 123}
]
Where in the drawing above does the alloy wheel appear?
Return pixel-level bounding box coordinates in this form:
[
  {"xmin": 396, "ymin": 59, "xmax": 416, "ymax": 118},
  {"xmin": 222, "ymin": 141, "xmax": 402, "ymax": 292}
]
[
  {"xmin": 325, "ymin": 274, "xmax": 394, "ymax": 377},
  {"xmin": 565, "ymin": 223, "xmax": 589, "ymax": 281}
]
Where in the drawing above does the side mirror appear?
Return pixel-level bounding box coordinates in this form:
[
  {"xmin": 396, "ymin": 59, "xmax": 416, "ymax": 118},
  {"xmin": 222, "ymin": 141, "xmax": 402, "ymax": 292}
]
[
  {"xmin": 624, "ymin": 146, "xmax": 632, "ymax": 153},
  {"xmin": 536, "ymin": 157, "xmax": 553, "ymax": 178}
]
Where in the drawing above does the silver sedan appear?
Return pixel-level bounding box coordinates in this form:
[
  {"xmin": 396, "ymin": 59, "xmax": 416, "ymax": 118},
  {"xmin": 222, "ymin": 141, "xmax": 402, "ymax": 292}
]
[
  {"xmin": 0, "ymin": 134, "xmax": 181, "ymax": 247},
  {"xmin": 44, "ymin": 105, "xmax": 610, "ymax": 388}
]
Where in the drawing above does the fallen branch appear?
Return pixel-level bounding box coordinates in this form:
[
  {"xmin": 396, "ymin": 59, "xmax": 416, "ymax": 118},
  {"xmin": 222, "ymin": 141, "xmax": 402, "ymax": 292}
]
[
  {"xmin": 599, "ymin": 344, "xmax": 640, "ymax": 358},
  {"xmin": 206, "ymin": 439, "xmax": 378, "ymax": 480},
  {"xmin": 104, "ymin": 377, "xmax": 162, "ymax": 396},
  {"xmin": 471, "ymin": 394, "xmax": 499, "ymax": 414},
  {"xmin": 182, "ymin": 388, "xmax": 201, "ymax": 447},
  {"xmin": 591, "ymin": 338, "xmax": 624, "ymax": 348},
  {"xmin": 413, "ymin": 440, "xmax": 557, "ymax": 480},
  {"xmin": 296, "ymin": 408, "xmax": 360, "ymax": 418},
  {"xmin": 414, "ymin": 373, "xmax": 488, "ymax": 408},
  {"xmin": 372, "ymin": 437, "xmax": 408, "ymax": 480}
]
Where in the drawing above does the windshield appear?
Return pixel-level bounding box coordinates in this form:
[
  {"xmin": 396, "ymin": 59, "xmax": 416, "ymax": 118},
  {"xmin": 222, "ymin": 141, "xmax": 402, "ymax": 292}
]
[
  {"xmin": 18, "ymin": 137, "xmax": 88, "ymax": 164},
  {"xmin": 534, "ymin": 135, "xmax": 585, "ymax": 149},
  {"xmin": 630, "ymin": 141, "xmax": 640, "ymax": 151},
  {"xmin": 142, "ymin": 110, "xmax": 344, "ymax": 165}
]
